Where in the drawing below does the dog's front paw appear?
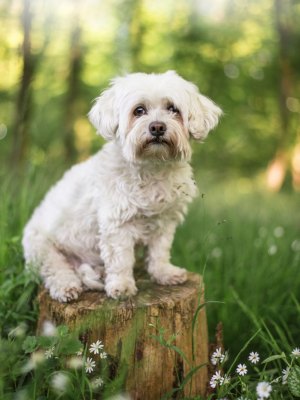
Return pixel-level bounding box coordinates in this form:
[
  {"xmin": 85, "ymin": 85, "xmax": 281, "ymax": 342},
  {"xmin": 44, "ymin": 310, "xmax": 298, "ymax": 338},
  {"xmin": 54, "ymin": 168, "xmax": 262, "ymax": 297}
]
[
  {"xmin": 45, "ymin": 275, "xmax": 83, "ymax": 302},
  {"xmin": 149, "ymin": 264, "xmax": 187, "ymax": 285},
  {"xmin": 105, "ymin": 275, "xmax": 138, "ymax": 299}
]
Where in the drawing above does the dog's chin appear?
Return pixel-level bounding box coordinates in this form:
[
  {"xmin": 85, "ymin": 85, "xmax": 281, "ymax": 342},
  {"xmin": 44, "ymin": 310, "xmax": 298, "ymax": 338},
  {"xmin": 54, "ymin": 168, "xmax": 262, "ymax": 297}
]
[
  {"xmin": 122, "ymin": 128, "xmax": 192, "ymax": 162},
  {"xmin": 144, "ymin": 137, "xmax": 170, "ymax": 147},
  {"xmin": 137, "ymin": 137, "xmax": 178, "ymax": 161}
]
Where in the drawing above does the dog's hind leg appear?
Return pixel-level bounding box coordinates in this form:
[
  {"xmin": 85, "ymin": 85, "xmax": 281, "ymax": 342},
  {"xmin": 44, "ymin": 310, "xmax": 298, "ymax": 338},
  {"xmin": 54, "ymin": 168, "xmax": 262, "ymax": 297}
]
[
  {"xmin": 77, "ymin": 263, "xmax": 105, "ymax": 291},
  {"xmin": 40, "ymin": 247, "xmax": 83, "ymax": 302},
  {"xmin": 23, "ymin": 229, "xmax": 83, "ymax": 302}
]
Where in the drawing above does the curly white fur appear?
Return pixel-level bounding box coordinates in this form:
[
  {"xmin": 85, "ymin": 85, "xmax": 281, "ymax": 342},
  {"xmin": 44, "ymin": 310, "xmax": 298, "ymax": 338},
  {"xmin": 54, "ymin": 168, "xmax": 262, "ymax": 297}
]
[{"xmin": 22, "ymin": 71, "xmax": 222, "ymax": 302}]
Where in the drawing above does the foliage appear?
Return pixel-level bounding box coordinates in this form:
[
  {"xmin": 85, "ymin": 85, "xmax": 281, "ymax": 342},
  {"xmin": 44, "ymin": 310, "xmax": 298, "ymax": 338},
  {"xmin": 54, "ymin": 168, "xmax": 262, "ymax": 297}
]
[
  {"xmin": 206, "ymin": 343, "xmax": 300, "ymax": 399},
  {"xmin": 1, "ymin": 0, "xmax": 300, "ymax": 181},
  {"xmin": 0, "ymin": 323, "xmax": 110, "ymax": 400},
  {"xmin": 173, "ymin": 175, "xmax": 300, "ymax": 356},
  {"xmin": 0, "ymin": 167, "xmax": 62, "ymax": 335}
]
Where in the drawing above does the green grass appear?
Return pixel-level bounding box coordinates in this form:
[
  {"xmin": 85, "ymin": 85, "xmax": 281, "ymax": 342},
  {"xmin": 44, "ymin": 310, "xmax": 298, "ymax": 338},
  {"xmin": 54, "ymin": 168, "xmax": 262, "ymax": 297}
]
[
  {"xmin": 173, "ymin": 175, "xmax": 300, "ymax": 357},
  {"xmin": 0, "ymin": 166, "xmax": 64, "ymax": 335},
  {"xmin": 0, "ymin": 166, "xmax": 300, "ymax": 398}
]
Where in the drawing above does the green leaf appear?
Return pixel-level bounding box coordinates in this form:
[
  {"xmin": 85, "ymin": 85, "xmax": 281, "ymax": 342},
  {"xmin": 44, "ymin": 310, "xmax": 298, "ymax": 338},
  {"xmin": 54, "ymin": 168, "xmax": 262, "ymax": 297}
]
[
  {"xmin": 22, "ymin": 336, "xmax": 38, "ymax": 353},
  {"xmin": 227, "ymin": 329, "xmax": 260, "ymax": 375},
  {"xmin": 161, "ymin": 362, "xmax": 207, "ymax": 400},
  {"xmin": 149, "ymin": 333, "xmax": 191, "ymax": 368},
  {"xmin": 262, "ymin": 352, "xmax": 286, "ymax": 364},
  {"xmin": 59, "ymin": 337, "xmax": 82, "ymax": 355},
  {"xmin": 57, "ymin": 325, "xmax": 69, "ymax": 337},
  {"xmin": 288, "ymin": 366, "xmax": 300, "ymax": 397},
  {"xmin": 37, "ymin": 335, "xmax": 57, "ymax": 349},
  {"xmin": 167, "ymin": 344, "xmax": 191, "ymax": 368}
]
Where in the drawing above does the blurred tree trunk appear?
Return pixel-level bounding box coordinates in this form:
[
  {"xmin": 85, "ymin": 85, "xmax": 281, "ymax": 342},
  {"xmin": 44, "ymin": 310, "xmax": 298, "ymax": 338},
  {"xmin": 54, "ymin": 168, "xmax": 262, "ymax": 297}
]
[
  {"xmin": 63, "ymin": 16, "xmax": 83, "ymax": 162},
  {"xmin": 114, "ymin": 0, "xmax": 144, "ymax": 73},
  {"xmin": 266, "ymin": 0, "xmax": 293, "ymax": 191},
  {"xmin": 11, "ymin": 0, "xmax": 36, "ymax": 168},
  {"xmin": 129, "ymin": 0, "xmax": 144, "ymax": 71}
]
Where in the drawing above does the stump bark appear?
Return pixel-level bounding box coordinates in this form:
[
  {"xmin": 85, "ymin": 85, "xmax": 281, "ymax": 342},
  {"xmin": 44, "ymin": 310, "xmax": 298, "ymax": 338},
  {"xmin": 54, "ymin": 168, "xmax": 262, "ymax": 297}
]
[{"xmin": 38, "ymin": 272, "xmax": 208, "ymax": 399}]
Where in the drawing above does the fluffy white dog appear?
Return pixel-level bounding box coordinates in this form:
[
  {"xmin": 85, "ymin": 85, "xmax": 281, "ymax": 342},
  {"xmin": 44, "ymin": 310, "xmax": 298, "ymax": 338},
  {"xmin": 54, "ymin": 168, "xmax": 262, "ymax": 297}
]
[{"xmin": 22, "ymin": 71, "xmax": 222, "ymax": 302}]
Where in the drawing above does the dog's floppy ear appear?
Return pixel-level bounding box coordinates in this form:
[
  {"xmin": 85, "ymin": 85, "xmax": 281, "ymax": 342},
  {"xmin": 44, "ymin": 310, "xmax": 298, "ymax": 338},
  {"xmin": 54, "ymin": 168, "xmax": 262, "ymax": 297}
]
[
  {"xmin": 88, "ymin": 86, "xmax": 118, "ymax": 141},
  {"xmin": 188, "ymin": 90, "xmax": 223, "ymax": 141}
]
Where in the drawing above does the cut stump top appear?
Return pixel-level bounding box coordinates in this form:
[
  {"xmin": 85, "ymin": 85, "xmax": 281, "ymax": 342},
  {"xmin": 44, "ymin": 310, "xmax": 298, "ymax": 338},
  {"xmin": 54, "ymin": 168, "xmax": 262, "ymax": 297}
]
[{"xmin": 38, "ymin": 272, "xmax": 204, "ymax": 325}]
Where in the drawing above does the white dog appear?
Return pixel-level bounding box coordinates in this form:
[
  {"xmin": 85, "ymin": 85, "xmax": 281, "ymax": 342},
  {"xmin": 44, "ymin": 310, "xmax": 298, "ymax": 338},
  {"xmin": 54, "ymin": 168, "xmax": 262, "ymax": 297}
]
[{"xmin": 22, "ymin": 71, "xmax": 222, "ymax": 302}]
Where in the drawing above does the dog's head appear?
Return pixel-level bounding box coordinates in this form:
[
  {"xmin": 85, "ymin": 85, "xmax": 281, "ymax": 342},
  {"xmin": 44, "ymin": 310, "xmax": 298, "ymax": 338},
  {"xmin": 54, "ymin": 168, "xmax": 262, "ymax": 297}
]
[{"xmin": 88, "ymin": 71, "xmax": 222, "ymax": 162}]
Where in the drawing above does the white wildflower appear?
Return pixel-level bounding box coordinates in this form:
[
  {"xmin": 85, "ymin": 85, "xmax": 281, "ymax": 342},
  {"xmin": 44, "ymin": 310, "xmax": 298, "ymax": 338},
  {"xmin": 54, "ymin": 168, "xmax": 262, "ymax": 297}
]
[
  {"xmin": 100, "ymin": 351, "xmax": 107, "ymax": 359},
  {"xmin": 45, "ymin": 346, "xmax": 55, "ymax": 359},
  {"xmin": 222, "ymin": 374, "xmax": 231, "ymax": 385},
  {"xmin": 211, "ymin": 356, "xmax": 218, "ymax": 365},
  {"xmin": 209, "ymin": 378, "xmax": 217, "ymax": 388},
  {"xmin": 51, "ymin": 372, "xmax": 69, "ymax": 394},
  {"xmin": 91, "ymin": 376, "xmax": 104, "ymax": 389},
  {"xmin": 211, "ymin": 347, "xmax": 222, "ymax": 365},
  {"xmin": 282, "ymin": 367, "xmax": 290, "ymax": 384},
  {"xmin": 248, "ymin": 351, "xmax": 260, "ymax": 364},
  {"xmin": 107, "ymin": 394, "xmax": 131, "ymax": 400},
  {"xmin": 22, "ymin": 351, "xmax": 45, "ymax": 373},
  {"xmin": 291, "ymin": 239, "xmax": 300, "ymax": 252},
  {"xmin": 85, "ymin": 357, "xmax": 96, "ymax": 373},
  {"xmin": 268, "ymin": 244, "xmax": 277, "ymax": 256},
  {"xmin": 236, "ymin": 363, "xmax": 247, "ymax": 376},
  {"xmin": 213, "ymin": 347, "xmax": 223, "ymax": 358},
  {"xmin": 211, "ymin": 347, "xmax": 227, "ymax": 365},
  {"xmin": 274, "ymin": 226, "xmax": 284, "ymax": 238},
  {"xmin": 291, "ymin": 347, "xmax": 300, "ymax": 357},
  {"xmin": 67, "ymin": 356, "xmax": 84, "ymax": 369},
  {"xmin": 89, "ymin": 340, "xmax": 104, "ymax": 355},
  {"xmin": 211, "ymin": 247, "xmax": 222, "ymax": 258},
  {"xmin": 210, "ymin": 370, "xmax": 223, "ymax": 388},
  {"xmin": 256, "ymin": 381, "xmax": 272, "ymax": 398},
  {"xmin": 42, "ymin": 321, "xmax": 57, "ymax": 336},
  {"xmin": 32, "ymin": 351, "xmax": 45, "ymax": 364},
  {"xmin": 76, "ymin": 347, "xmax": 83, "ymax": 356}
]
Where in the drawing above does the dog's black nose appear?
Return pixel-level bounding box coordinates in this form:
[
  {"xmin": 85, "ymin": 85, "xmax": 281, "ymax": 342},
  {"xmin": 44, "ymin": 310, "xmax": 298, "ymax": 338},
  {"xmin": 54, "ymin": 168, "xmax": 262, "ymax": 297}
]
[{"xmin": 149, "ymin": 121, "xmax": 167, "ymax": 137}]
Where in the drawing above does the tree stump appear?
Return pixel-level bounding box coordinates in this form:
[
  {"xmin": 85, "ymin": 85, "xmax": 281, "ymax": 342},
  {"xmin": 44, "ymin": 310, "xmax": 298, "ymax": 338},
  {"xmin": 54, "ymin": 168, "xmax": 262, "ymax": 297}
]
[{"xmin": 37, "ymin": 272, "xmax": 208, "ymax": 399}]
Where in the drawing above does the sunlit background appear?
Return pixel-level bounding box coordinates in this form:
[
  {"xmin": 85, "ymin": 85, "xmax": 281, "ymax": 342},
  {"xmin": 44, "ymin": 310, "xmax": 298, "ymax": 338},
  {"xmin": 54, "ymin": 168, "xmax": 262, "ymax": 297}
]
[{"xmin": 1, "ymin": 0, "xmax": 300, "ymax": 191}]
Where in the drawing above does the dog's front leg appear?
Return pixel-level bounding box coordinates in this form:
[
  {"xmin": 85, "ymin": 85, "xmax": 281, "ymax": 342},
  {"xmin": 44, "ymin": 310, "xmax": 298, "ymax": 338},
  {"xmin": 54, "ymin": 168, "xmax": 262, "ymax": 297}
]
[
  {"xmin": 99, "ymin": 226, "xmax": 137, "ymax": 299},
  {"xmin": 147, "ymin": 222, "xmax": 187, "ymax": 285}
]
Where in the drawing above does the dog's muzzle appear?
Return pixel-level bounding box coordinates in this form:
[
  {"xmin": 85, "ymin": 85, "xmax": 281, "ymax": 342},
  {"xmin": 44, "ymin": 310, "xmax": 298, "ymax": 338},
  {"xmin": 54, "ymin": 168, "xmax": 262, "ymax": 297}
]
[{"xmin": 149, "ymin": 121, "xmax": 167, "ymax": 138}]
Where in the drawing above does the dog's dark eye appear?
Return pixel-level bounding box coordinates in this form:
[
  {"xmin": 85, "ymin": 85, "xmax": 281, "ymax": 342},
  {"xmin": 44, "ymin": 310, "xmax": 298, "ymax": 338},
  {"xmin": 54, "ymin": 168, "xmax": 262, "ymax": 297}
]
[
  {"xmin": 134, "ymin": 106, "xmax": 147, "ymax": 117},
  {"xmin": 167, "ymin": 104, "xmax": 180, "ymax": 114}
]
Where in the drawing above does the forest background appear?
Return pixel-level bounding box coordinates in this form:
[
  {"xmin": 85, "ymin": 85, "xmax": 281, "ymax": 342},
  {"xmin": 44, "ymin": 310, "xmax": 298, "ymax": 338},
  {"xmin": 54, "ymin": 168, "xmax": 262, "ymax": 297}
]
[{"xmin": 1, "ymin": 0, "xmax": 300, "ymax": 185}]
